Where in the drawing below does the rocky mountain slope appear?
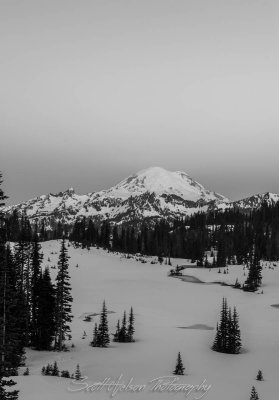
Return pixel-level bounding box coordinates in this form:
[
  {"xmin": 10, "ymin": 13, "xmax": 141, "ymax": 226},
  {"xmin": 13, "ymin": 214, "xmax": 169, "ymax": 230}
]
[
  {"xmin": 230, "ymin": 192, "xmax": 279, "ymax": 211},
  {"xmin": 2, "ymin": 167, "xmax": 279, "ymax": 230},
  {"xmin": 2, "ymin": 167, "xmax": 229, "ymax": 228}
]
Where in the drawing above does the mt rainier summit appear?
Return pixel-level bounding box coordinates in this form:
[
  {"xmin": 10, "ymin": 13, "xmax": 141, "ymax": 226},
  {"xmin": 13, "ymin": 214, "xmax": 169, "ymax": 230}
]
[
  {"xmin": 3, "ymin": 167, "xmax": 228, "ymax": 227},
  {"xmin": 3, "ymin": 167, "xmax": 279, "ymax": 229}
]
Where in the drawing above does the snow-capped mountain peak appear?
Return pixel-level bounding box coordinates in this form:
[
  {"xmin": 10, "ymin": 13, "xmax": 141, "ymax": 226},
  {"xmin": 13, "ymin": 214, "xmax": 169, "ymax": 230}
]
[
  {"xmin": 0, "ymin": 167, "xmax": 236, "ymax": 229},
  {"xmin": 103, "ymin": 166, "xmax": 228, "ymax": 203}
]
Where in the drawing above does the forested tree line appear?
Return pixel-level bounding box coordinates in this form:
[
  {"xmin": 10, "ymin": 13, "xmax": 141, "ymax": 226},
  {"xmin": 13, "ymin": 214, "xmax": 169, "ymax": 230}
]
[
  {"xmin": 0, "ymin": 174, "xmax": 73, "ymax": 398},
  {"xmin": 1, "ymin": 224, "xmax": 72, "ymax": 354},
  {"xmin": 5, "ymin": 200, "xmax": 279, "ymax": 263},
  {"xmin": 3, "ymin": 191, "xmax": 279, "ymax": 269},
  {"xmin": 68, "ymin": 202, "xmax": 279, "ymax": 263}
]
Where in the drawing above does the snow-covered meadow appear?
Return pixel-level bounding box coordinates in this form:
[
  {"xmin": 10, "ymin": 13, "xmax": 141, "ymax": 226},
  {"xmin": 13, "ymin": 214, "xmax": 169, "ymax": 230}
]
[{"xmin": 16, "ymin": 241, "xmax": 279, "ymax": 399}]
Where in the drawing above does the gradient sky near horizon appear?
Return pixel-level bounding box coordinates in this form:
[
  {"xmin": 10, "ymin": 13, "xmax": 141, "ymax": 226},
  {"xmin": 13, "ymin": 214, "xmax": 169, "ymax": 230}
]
[{"xmin": 0, "ymin": 0, "xmax": 278, "ymax": 205}]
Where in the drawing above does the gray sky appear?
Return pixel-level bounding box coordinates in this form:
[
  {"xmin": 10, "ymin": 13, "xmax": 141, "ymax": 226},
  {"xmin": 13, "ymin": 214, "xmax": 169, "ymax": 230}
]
[{"xmin": 0, "ymin": 0, "xmax": 278, "ymax": 205}]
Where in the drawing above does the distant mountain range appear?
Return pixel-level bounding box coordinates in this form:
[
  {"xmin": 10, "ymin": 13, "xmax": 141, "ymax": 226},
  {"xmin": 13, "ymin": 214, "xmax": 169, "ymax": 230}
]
[{"xmin": 2, "ymin": 167, "xmax": 279, "ymax": 230}]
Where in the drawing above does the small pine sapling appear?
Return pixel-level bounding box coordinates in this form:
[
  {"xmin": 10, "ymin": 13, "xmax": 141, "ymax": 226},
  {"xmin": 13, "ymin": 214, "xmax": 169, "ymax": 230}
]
[
  {"xmin": 256, "ymin": 370, "xmax": 263, "ymax": 381},
  {"xmin": 173, "ymin": 352, "xmax": 185, "ymax": 375},
  {"xmin": 74, "ymin": 364, "xmax": 81, "ymax": 381}
]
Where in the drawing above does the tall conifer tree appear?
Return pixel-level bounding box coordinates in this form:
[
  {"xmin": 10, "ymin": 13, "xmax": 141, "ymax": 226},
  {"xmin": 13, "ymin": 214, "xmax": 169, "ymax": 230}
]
[
  {"xmin": 55, "ymin": 238, "xmax": 73, "ymax": 351},
  {"xmin": 127, "ymin": 307, "xmax": 135, "ymax": 342},
  {"xmin": 97, "ymin": 301, "xmax": 110, "ymax": 348},
  {"xmin": 0, "ymin": 173, "xmax": 19, "ymax": 399},
  {"xmin": 30, "ymin": 237, "xmax": 43, "ymax": 347},
  {"xmin": 36, "ymin": 268, "xmax": 56, "ymax": 350}
]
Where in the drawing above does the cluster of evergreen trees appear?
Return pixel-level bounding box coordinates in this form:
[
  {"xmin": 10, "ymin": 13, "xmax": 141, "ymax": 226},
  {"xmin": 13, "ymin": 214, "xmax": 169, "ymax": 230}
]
[
  {"xmin": 212, "ymin": 298, "xmax": 242, "ymax": 354},
  {"xmin": 2, "ymin": 236, "xmax": 73, "ymax": 353},
  {"xmin": 90, "ymin": 302, "xmax": 136, "ymax": 347},
  {"xmin": 41, "ymin": 362, "xmax": 81, "ymax": 380},
  {"xmin": 5, "ymin": 210, "xmax": 70, "ymax": 243},
  {"xmin": 0, "ymin": 173, "xmax": 20, "ymax": 399},
  {"xmin": 0, "ymin": 172, "xmax": 74, "ymax": 399},
  {"xmin": 248, "ymin": 370, "xmax": 264, "ymax": 399},
  {"xmin": 113, "ymin": 308, "xmax": 135, "ymax": 343}
]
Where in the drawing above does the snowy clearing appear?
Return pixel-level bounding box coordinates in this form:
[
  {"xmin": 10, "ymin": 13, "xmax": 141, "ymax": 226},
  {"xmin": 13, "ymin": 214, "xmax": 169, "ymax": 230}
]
[{"xmin": 15, "ymin": 241, "xmax": 279, "ymax": 400}]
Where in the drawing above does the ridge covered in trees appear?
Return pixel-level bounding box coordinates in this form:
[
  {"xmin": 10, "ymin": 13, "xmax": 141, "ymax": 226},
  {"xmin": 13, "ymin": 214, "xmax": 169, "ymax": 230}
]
[
  {"xmin": 68, "ymin": 201, "xmax": 279, "ymax": 264},
  {"xmin": 5, "ymin": 195, "xmax": 279, "ymax": 263}
]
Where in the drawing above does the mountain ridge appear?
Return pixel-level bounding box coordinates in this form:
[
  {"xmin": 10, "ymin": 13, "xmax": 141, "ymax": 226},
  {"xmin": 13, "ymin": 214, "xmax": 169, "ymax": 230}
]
[{"xmin": 2, "ymin": 167, "xmax": 279, "ymax": 230}]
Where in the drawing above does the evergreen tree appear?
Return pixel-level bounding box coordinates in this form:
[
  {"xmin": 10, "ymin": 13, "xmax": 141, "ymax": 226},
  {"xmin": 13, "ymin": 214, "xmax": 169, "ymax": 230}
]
[
  {"xmin": 219, "ymin": 297, "xmax": 229, "ymax": 352},
  {"xmin": 52, "ymin": 361, "xmax": 59, "ymax": 377},
  {"xmin": 61, "ymin": 370, "xmax": 70, "ymax": 378},
  {"xmin": 244, "ymin": 248, "xmax": 262, "ymax": 292},
  {"xmin": 13, "ymin": 236, "xmax": 31, "ymax": 347},
  {"xmin": 158, "ymin": 256, "xmax": 163, "ymax": 264},
  {"xmin": 13, "ymin": 216, "xmax": 33, "ymax": 343},
  {"xmin": 227, "ymin": 307, "xmax": 234, "ymax": 353},
  {"xmin": 127, "ymin": 307, "xmax": 135, "ymax": 342},
  {"xmin": 0, "ymin": 376, "xmax": 19, "ymax": 400},
  {"xmin": 118, "ymin": 311, "xmax": 127, "ymax": 343},
  {"xmin": 0, "ymin": 186, "xmax": 24, "ymax": 378},
  {"xmin": 30, "ymin": 237, "xmax": 43, "ymax": 347},
  {"xmin": 55, "ymin": 238, "xmax": 73, "ymax": 351},
  {"xmin": 113, "ymin": 320, "xmax": 120, "ymax": 343},
  {"xmin": 74, "ymin": 364, "xmax": 81, "ymax": 381},
  {"xmin": 216, "ymin": 224, "xmax": 227, "ymax": 269},
  {"xmin": 97, "ymin": 301, "xmax": 110, "ymax": 347},
  {"xmin": 256, "ymin": 370, "xmax": 263, "ymax": 381},
  {"xmin": 230, "ymin": 307, "xmax": 241, "ymax": 354},
  {"xmin": 212, "ymin": 322, "xmax": 222, "ymax": 352},
  {"xmin": 45, "ymin": 364, "xmax": 52, "ymax": 376},
  {"xmin": 0, "ymin": 246, "xmax": 24, "ymax": 375},
  {"xmin": 91, "ymin": 323, "xmax": 99, "ymax": 347},
  {"xmin": 250, "ymin": 386, "xmax": 259, "ymax": 400},
  {"xmin": 173, "ymin": 352, "xmax": 185, "ymax": 375},
  {"xmin": 0, "ymin": 174, "xmax": 19, "ymax": 400},
  {"xmin": 36, "ymin": 268, "xmax": 56, "ymax": 350}
]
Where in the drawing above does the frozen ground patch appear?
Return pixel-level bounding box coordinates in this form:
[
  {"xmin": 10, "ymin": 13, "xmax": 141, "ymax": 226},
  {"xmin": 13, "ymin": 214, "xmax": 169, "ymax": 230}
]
[
  {"xmin": 177, "ymin": 324, "xmax": 214, "ymax": 330},
  {"xmin": 177, "ymin": 274, "xmax": 205, "ymax": 283},
  {"xmin": 79, "ymin": 311, "xmax": 116, "ymax": 320}
]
